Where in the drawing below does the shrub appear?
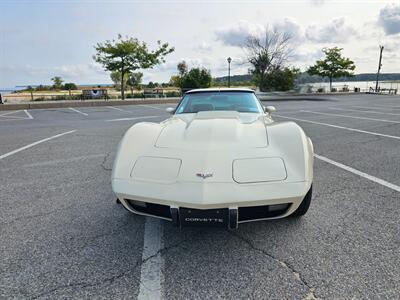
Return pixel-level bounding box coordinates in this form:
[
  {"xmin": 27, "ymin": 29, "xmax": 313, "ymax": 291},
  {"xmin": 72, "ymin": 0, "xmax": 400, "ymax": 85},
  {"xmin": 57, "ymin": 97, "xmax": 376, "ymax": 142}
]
[{"xmin": 165, "ymin": 91, "xmax": 181, "ymax": 97}]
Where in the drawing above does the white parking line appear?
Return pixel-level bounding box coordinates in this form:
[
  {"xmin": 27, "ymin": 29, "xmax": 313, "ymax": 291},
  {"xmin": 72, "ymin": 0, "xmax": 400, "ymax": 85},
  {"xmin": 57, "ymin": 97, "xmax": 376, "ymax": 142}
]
[
  {"xmin": 139, "ymin": 104, "xmax": 167, "ymax": 111},
  {"xmin": 329, "ymin": 107, "xmax": 400, "ymax": 116},
  {"xmin": 69, "ymin": 107, "xmax": 88, "ymax": 116},
  {"xmin": 275, "ymin": 114, "xmax": 400, "ymax": 140},
  {"xmin": 361, "ymin": 104, "xmax": 400, "ymax": 110},
  {"xmin": 107, "ymin": 116, "xmax": 161, "ymax": 122},
  {"xmin": 351, "ymin": 105, "xmax": 400, "ymax": 111},
  {"xmin": 315, "ymin": 154, "xmax": 400, "ymax": 193},
  {"xmin": 138, "ymin": 218, "xmax": 163, "ymax": 300},
  {"xmin": 0, "ymin": 110, "xmax": 22, "ymax": 116},
  {"xmin": 24, "ymin": 110, "xmax": 33, "ymax": 119},
  {"xmin": 107, "ymin": 106, "xmax": 131, "ymax": 112},
  {"xmin": 301, "ymin": 110, "xmax": 400, "ymax": 124},
  {"xmin": 0, "ymin": 130, "xmax": 76, "ymax": 160},
  {"xmin": 0, "ymin": 110, "xmax": 32, "ymax": 121}
]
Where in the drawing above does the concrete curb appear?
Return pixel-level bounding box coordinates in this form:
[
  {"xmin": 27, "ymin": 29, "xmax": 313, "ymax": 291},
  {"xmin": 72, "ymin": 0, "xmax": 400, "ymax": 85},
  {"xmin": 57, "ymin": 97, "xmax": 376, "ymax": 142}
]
[{"xmin": 0, "ymin": 98, "xmax": 181, "ymax": 111}]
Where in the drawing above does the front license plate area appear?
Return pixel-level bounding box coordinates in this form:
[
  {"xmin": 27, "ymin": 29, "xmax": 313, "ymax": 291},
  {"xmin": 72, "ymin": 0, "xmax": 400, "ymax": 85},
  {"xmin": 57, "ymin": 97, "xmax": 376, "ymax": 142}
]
[{"xmin": 179, "ymin": 208, "xmax": 228, "ymax": 227}]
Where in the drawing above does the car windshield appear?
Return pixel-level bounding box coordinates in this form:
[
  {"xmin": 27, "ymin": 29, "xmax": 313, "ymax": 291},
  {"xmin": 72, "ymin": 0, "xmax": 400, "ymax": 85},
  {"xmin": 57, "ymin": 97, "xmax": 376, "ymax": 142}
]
[{"xmin": 175, "ymin": 91, "xmax": 263, "ymax": 114}]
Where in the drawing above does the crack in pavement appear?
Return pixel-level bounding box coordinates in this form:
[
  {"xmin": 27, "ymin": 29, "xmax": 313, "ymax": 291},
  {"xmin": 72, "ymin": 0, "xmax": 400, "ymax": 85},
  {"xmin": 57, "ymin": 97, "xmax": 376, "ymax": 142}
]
[
  {"xmin": 0, "ymin": 202, "xmax": 91, "ymax": 229},
  {"xmin": 101, "ymin": 151, "xmax": 113, "ymax": 171},
  {"xmin": 229, "ymin": 231, "xmax": 319, "ymax": 300},
  {"xmin": 29, "ymin": 241, "xmax": 182, "ymax": 299}
]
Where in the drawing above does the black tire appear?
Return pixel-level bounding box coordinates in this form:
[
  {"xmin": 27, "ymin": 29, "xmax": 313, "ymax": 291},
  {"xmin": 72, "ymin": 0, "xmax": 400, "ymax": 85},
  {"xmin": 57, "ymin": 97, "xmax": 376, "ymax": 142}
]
[{"xmin": 290, "ymin": 185, "xmax": 312, "ymax": 217}]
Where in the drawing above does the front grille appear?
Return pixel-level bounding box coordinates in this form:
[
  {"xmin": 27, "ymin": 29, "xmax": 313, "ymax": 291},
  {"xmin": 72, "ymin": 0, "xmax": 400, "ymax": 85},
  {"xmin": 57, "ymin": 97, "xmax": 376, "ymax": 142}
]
[
  {"xmin": 125, "ymin": 199, "xmax": 172, "ymax": 219},
  {"xmin": 238, "ymin": 203, "xmax": 291, "ymax": 222},
  {"xmin": 124, "ymin": 199, "xmax": 291, "ymax": 224}
]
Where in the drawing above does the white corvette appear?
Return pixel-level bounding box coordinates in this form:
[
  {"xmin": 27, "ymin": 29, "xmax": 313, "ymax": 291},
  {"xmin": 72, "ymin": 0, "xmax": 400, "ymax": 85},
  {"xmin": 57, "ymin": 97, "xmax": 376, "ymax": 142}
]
[{"xmin": 112, "ymin": 88, "xmax": 313, "ymax": 228}]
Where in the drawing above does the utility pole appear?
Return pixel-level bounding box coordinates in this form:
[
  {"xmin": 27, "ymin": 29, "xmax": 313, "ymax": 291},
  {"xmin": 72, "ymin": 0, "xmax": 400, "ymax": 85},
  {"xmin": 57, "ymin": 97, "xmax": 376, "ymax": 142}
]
[{"xmin": 375, "ymin": 45, "xmax": 384, "ymax": 92}]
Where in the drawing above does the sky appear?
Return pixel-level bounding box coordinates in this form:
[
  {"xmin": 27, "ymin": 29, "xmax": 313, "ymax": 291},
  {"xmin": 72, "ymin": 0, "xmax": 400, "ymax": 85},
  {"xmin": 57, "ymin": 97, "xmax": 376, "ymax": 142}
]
[{"xmin": 1, "ymin": 0, "xmax": 400, "ymax": 88}]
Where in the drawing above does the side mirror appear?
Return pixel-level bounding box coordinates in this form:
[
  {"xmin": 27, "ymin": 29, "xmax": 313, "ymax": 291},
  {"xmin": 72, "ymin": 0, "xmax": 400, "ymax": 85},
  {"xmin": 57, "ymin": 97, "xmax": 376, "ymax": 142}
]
[
  {"xmin": 264, "ymin": 106, "xmax": 276, "ymax": 114},
  {"xmin": 166, "ymin": 107, "xmax": 175, "ymax": 114}
]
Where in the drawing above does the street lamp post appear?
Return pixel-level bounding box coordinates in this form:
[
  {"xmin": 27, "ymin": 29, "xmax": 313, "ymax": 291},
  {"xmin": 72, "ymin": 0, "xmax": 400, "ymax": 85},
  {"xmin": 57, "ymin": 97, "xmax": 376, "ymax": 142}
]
[
  {"xmin": 375, "ymin": 45, "xmax": 384, "ymax": 92},
  {"xmin": 227, "ymin": 57, "xmax": 232, "ymax": 87}
]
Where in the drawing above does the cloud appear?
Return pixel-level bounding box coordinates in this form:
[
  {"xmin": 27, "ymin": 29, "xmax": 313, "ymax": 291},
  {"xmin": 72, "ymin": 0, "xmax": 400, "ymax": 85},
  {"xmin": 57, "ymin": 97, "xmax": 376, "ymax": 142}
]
[
  {"xmin": 215, "ymin": 20, "xmax": 264, "ymax": 47},
  {"xmin": 310, "ymin": 0, "xmax": 326, "ymax": 5},
  {"xmin": 379, "ymin": 4, "xmax": 400, "ymax": 35},
  {"xmin": 215, "ymin": 19, "xmax": 304, "ymax": 47},
  {"xmin": 305, "ymin": 18, "xmax": 357, "ymax": 43},
  {"xmin": 194, "ymin": 42, "xmax": 212, "ymax": 53},
  {"xmin": 0, "ymin": 63, "xmax": 108, "ymax": 84},
  {"xmin": 274, "ymin": 18, "xmax": 304, "ymax": 42}
]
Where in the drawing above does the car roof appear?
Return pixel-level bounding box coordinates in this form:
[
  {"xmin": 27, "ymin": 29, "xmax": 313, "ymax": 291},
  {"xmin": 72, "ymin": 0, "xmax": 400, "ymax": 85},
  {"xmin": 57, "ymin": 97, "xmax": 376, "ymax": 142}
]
[{"xmin": 185, "ymin": 88, "xmax": 255, "ymax": 94}]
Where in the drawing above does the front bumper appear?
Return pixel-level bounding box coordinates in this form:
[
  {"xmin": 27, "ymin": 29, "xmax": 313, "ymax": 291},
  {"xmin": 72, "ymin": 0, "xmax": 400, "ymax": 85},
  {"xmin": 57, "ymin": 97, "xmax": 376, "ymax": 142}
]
[{"xmin": 113, "ymin": 179, "xmax": 311, "ymax": 227}]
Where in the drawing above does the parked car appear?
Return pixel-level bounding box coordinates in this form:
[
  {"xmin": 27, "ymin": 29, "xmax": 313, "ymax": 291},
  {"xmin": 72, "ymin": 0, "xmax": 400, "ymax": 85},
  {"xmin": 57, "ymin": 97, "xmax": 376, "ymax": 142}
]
[{"xmin": 112, "ymin": 88, "xmax": 314, "ymax": 228}]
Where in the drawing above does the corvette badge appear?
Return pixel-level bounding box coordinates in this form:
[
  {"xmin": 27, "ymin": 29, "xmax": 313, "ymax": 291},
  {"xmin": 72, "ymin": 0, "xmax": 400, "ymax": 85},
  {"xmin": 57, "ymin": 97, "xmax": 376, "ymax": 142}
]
[{"xmin": 196, "ymin": 173, "xmax": 213, "ymax": 179}]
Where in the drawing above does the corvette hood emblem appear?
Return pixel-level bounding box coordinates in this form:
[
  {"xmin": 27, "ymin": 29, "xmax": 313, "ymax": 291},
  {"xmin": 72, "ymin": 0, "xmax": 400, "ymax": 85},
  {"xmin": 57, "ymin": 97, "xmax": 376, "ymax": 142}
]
[{"xmin": 196, "ymin": 172, "xmax": 213, "ymax": 179}]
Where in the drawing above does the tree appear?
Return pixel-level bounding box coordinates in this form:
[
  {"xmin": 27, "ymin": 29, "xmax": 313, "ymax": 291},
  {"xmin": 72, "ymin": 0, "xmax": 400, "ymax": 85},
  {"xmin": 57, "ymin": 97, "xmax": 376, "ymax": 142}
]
[
  {"xmin": 93, "ymin": 34, "xmax": 174, "ymax": 99},
  {"xmin": 171, "ymin": 61, "xmax": 212, "ymax": 89},
  {"xmin": 51, "ymin": 76, "xmax": 64, "ymax": 89},
  {"xmin": 177, "ymin": 61, "xmax": 188, "ymax": 76},
  {"xmin": 63, "ymin": 83, "xmax": 78, "ymax": 90},
  {"xmin": 127, "ymin": 72, "xmax": 143, "ymax": 93},
  {"xmin": 110, "ymin": 71, "xmax": 129, "ymax": 91},
  {"xmin": 262, "ymin": 67, "xmax": 299, "ymax": 91},
  {"xmin": 307, "ymin": 47, "xmax": 356, "ymax": 92},
  {"xmin": 181, "ymin": 68, "xmax": 212, "ymax": 89},
  {"xmin": 147, "ymin": 81, "xmax": 156, "ymax": 88},
  {"xmin": 169, "ymin": 75, "xmax": 181, "ymax": 87},
  {"xmin": 244, "ymin": 27, "xmax": 292, "ymax": 91}
]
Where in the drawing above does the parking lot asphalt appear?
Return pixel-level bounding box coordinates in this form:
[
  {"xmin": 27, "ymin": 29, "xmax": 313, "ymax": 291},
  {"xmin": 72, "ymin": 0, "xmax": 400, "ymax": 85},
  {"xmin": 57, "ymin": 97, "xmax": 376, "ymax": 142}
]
[{"xmin": 0, "ymin": 95, "xmax": 399, "ymax": 299}]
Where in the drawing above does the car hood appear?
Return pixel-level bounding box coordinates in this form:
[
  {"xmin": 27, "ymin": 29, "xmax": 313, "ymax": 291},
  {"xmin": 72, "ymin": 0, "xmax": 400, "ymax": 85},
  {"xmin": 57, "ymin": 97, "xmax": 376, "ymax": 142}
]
[{"xmin": 155, "ymin": 111, "xmax": 269, "ymax": 150}]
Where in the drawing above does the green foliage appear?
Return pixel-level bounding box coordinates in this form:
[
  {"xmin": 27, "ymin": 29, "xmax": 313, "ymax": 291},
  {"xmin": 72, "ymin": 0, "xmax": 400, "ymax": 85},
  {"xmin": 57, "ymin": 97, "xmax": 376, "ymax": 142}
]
[
  {"xmin": 245, "ymin": 28, "xmax": 292, "ymax": 91},
  {"xmin": 180, "ymin": 68, "xmax": 212, "ymax": 89},
  {"xmin": 165, "ymin": 91, "xmax": 181, "ymax": 97},
  {"xmin": 110, "ymin": 71, "xmax": 129, "ymax": 91},
  {"xmin": 169, "ymin": 75, "xmax": 182, "ymax": 87},
  {"xmin": 147, "ymin": 81, "xmax": 156, "ymax": 88},
  {"xmin": 262, "ymin": 67, "xmax": 299, "ymax": 91},
  {"xmin": 181, "ymin": 68, "xmax": 212, "ymax": 88},
  {"xmin": 33, "ymin": 94, "xmax": 83, "ymax": 101},
  {"xmin": 307, "ymin": 47, "xmax": 356, "ymax": 91},
  {"xmin": 127, "ymin": 72, "xmax": 143, "ymax": 90},
  {"xmin": 169, "ymin": 61, "xmax": 211, "ymax": 89},
  {"xmin": 34, "ymin": 85, "xmax": 51, "ymax": 91},
  {"xmin": 63, "ymin": 83, "xmax": 78, "ymax": 90},
  {"xmin": 93, "ymin": 34, "xmax": 174, "ymax": 99},
  {"xmin": 177, "ymin": 61, "xmax": 188, "ymax": 75},
  {"xmin": 51, "ymin": 76, "xmax": 64, "ymax": 89},
  {"xmin": 126, "ymin": 93, "xmax": 145, "ymax": 99}
]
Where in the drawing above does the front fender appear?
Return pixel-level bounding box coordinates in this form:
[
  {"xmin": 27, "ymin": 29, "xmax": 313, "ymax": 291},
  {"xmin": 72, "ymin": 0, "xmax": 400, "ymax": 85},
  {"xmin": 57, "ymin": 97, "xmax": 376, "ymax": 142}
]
[{"xmin": 112, "ymin": 122, "xmax": 162, "ymax": 180}]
